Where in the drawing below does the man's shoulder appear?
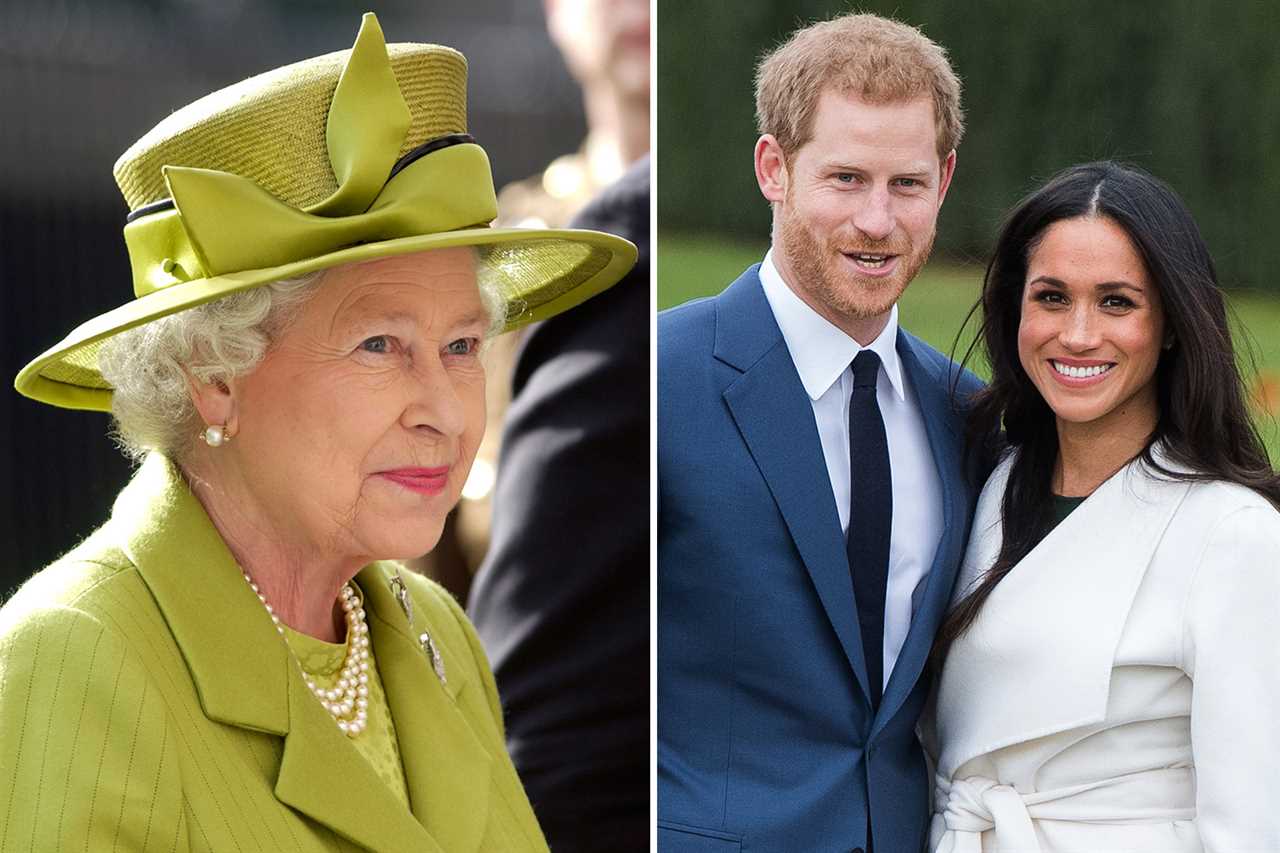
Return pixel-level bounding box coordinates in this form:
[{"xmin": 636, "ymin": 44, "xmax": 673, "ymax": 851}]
[
  {"xmin": 658, "ymin": 293, "xmax": 716, "ymax": 346},
  {"xmin": 898, "ymin": 327, "xmax": 985, "ymax": 398},
  {"xmin": 658, "ymin": 264, "xmax": 764, "ymax": 352},
  {"xmin": 657, "ymin": 298, "xmax": 718, "ymax": 405}
]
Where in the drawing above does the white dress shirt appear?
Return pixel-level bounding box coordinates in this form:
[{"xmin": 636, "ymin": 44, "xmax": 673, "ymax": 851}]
[{"xmin": 759, "ymin": 251, "xmax": 944, "ymax": 688}]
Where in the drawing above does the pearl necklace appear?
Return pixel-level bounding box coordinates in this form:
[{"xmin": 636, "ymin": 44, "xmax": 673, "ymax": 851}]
[{"xmin": 243, "ymin": 572, "xmax": 371, "ymax": 737}]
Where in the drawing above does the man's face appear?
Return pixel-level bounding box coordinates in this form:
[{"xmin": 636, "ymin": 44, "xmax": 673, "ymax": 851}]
[{"xmin": 770, "ymin": 90, "xmax": 954, "ymax": 337}]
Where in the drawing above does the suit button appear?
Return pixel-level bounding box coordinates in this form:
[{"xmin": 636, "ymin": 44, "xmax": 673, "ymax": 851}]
[{"xmin": 852, "ymin": 848, "xmax": 865, "ymax": 853}]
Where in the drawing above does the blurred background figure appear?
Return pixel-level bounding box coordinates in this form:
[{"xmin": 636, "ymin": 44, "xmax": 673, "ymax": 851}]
[
  {"xmin": 423, "ymin": 0, "xmax": 651, "ymax": 596},
  {"xmin": 0, "ymin": 1, "xmax": 593, "ymax": 596},
  {"xmin": 500, "ymin": 0, "xmax": 650, "ymax": 230},
  {"xmin": 470, "ymin": 154, "xmax": 649, "ymax": 853},
  {"xmin": 658, "ymin": 0, "xmax": 1280, "ymax": 462},
  {"xmin": 459, "ymin": 2, "xmax": 651, "ymax": 850}
]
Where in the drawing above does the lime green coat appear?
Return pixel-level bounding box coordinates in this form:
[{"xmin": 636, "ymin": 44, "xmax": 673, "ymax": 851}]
[{"xmin": 0, "ymin": 455, "xmax": 549, "ymax": 852}]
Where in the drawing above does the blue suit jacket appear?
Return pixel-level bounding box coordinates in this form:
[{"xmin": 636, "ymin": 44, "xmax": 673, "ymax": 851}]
[{"xmin": 657, "ymin": 267, "xmax": 985, "ymax": 853}]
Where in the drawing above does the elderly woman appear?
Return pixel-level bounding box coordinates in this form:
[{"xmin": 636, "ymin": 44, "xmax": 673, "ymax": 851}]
[{"xmin": 2, "ymin": 14, "xmax": 634, "ymax": 853}]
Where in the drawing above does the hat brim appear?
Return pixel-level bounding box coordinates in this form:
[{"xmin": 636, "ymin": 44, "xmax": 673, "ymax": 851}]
[{"xmin": 15, "ymin": 225, "xmax": 636, "ymax": 412}]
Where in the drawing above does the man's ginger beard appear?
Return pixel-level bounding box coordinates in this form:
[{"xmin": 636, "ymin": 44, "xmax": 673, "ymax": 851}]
[{"xmin": 776, "ymin": 180, "xmax": 936, "ymax": 323}]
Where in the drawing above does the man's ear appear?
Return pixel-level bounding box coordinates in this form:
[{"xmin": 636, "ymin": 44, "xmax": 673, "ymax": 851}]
[
  {"xmin": 186, "ymin": 370, "xmax": 239, "ymax": 440},
  {"xmin": 936, "ymin": 148, "xmax": 958, "ymax": 208},
  {"xmin": 754, "ymin": 134, "xmax": 789, "ymax": 204}
]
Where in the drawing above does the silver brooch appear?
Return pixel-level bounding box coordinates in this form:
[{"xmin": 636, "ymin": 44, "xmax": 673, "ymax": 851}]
[
  {"xmin": 389, "ymin": 571, "xmax": 447, "ymax": 686},
  {"xmin": 419, "ymin": 631, "xmax": 447, "ymax": 685}
]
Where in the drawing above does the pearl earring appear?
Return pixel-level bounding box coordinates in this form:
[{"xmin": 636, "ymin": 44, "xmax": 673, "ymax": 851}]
[{"xmin": 201, "ymin": 424, "xmax": 231, "ymax": 447}]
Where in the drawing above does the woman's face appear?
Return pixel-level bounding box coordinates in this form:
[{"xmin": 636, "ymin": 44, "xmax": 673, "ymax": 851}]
[
  {"xmin": 1017, "ymin": 215, "xmax": 1165, "ymax": 437},
  {"xmin": 231, "ymin": 248, "xmax": 488, "ymax": 562}
]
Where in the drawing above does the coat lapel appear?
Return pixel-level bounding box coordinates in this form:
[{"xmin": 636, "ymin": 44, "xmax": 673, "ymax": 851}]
[
  {"xmin": 116, "ymin": 454, "xmax": 465, "ymax": 852},
  {"xmin": 117, "ymin": 454, "xmax": 291, "ymax": 736},
  {"xmin": 873, "ymin": 331, "xmax": 970, "ymax": 735},
  {"xmin": 358, "ymin": 565, "xmax": 495, "ymax": 853},
  {"xmin": 274, "ymin": 666, "xmax": 441, "ymax": 853},
  {"xmin": 715, "ymin": 269, "xmax": 873, "ymax": 705},
  {"xmin": 936, "ymin": 452, "xmax": 1191, "ymax": 776}
]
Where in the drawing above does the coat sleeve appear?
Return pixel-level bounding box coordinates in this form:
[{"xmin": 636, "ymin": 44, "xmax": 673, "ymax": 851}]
[
  {"xmin": 0, "ymin": 603, "xmax": 186, "ymax": 852},
  {"xmin": 1182, "ymin": 503, "xmax": 1280, "ymax": 851}
]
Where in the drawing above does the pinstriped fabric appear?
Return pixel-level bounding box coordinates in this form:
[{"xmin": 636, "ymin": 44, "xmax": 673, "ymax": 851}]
[
  {"xmin": 0, "ymin": 455, "xmax": 549, "ymax": 853},
  {"xmin": 0, "ymin": 554, "xmax": 371, "ymax": 852},
  {"xmin": 0, "ymin": 582, "xmax": 184, "ymax": 851}
]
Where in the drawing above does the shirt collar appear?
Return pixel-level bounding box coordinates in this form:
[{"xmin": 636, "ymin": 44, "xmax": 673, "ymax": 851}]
[{"xmin": 759, "ymin": 249, "xmax": 906, "ymax": 402}]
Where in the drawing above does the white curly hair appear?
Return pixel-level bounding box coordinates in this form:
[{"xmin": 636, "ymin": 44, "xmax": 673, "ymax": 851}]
[{"xmin": 98, "ymin": 256, "xmax": 503, "ymax": 462}]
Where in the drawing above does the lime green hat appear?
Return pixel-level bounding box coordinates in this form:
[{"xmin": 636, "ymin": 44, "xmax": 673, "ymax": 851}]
[{"xmin": 15, "ymin": 12, "xmax": 637, "ymax": 412}]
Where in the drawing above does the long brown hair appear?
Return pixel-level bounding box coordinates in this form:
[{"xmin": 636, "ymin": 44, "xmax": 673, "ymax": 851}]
[{"xmin": 935, "ymin": 161, "xmax": 1280, "ymax": 660}]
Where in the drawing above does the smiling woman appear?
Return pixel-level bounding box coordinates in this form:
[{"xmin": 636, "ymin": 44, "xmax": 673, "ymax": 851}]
[
  {"xmin": 1, "ymin": 12, "xmax": 634, "ymax": 852},
  {"xmin": 1016, "ymin": 215, "xmax": 1166, "ymax": 481},
  {"xmin": 97, "ymin": 250, "xmax": 496, "ymax": 639},
  {"xmin": 196, "ymin": 251, "xmax": 491, "ymax": 598},
  {"xmin": 927, "ymin": 161, "xmax": 1280, "ymax": 852}
]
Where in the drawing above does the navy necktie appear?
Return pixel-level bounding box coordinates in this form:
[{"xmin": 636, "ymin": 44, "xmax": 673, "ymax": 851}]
[{"xmin": 846, "ymin": 349, "xmax": 891, "ymax": 711}]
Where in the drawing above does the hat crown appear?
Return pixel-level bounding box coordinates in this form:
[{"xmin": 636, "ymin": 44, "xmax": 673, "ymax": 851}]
[
  {"xmin": 113, "ymin": 42, "xmax": 468, "ymax": 212},
  {"xmin": 15, "ymin": 14, "xmax": 636, "ymax": 413}
]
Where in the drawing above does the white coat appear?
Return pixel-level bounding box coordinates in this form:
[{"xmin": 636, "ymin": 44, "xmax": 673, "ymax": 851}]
[{"xmin": 928, "ymin": 450, "xmax": 1280, "ymax": 852}]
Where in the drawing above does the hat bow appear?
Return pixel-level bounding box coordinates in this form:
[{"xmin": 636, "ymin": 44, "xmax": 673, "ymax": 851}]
[{"xmin": 123, "ymin": 13, "xmax": 497, "ymax": 297}]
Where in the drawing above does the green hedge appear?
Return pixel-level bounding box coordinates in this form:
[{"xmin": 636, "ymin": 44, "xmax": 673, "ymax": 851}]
[{"xmin": 658, "ymin": 1, "xmax": 1280, "ymax": 293}]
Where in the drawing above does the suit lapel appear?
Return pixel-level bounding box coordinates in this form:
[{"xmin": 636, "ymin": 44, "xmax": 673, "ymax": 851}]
[
  {"xmin": 715, "ymin": 270, "xmax": 873, "ymax": 705},
  {"xmin": 936, "ymin": 453, "xmax": 1191, "ymax": 776},
  {"xmin": 873, "ymin": 332, "xmax": 969, "ymax": 734}
]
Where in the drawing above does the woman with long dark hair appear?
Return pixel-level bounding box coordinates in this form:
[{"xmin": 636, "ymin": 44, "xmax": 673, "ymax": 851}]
[{"xmin": 928, "ymin": 161, "xmax": 1280, "ymax": 851}]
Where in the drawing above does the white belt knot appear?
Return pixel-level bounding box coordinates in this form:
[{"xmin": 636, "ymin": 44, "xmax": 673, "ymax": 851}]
[
  {"xmin": 939, "ymin": 777, "xmax": 1037, "ymax": 851},
  {"xmin": 932, "ymin": 767, "xmax": 1195, "ymax": 853}
]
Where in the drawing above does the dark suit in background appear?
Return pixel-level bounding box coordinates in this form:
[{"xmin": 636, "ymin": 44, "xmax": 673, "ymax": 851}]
[{"xmin": 468, "ymin": 154, "xmax": 649, "ymax": 853}]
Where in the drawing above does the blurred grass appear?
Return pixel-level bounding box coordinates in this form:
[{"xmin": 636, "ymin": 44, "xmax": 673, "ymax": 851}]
[{"xmin": 658, "ymin": 232, "xmax": 1280, "ymax": 463}]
